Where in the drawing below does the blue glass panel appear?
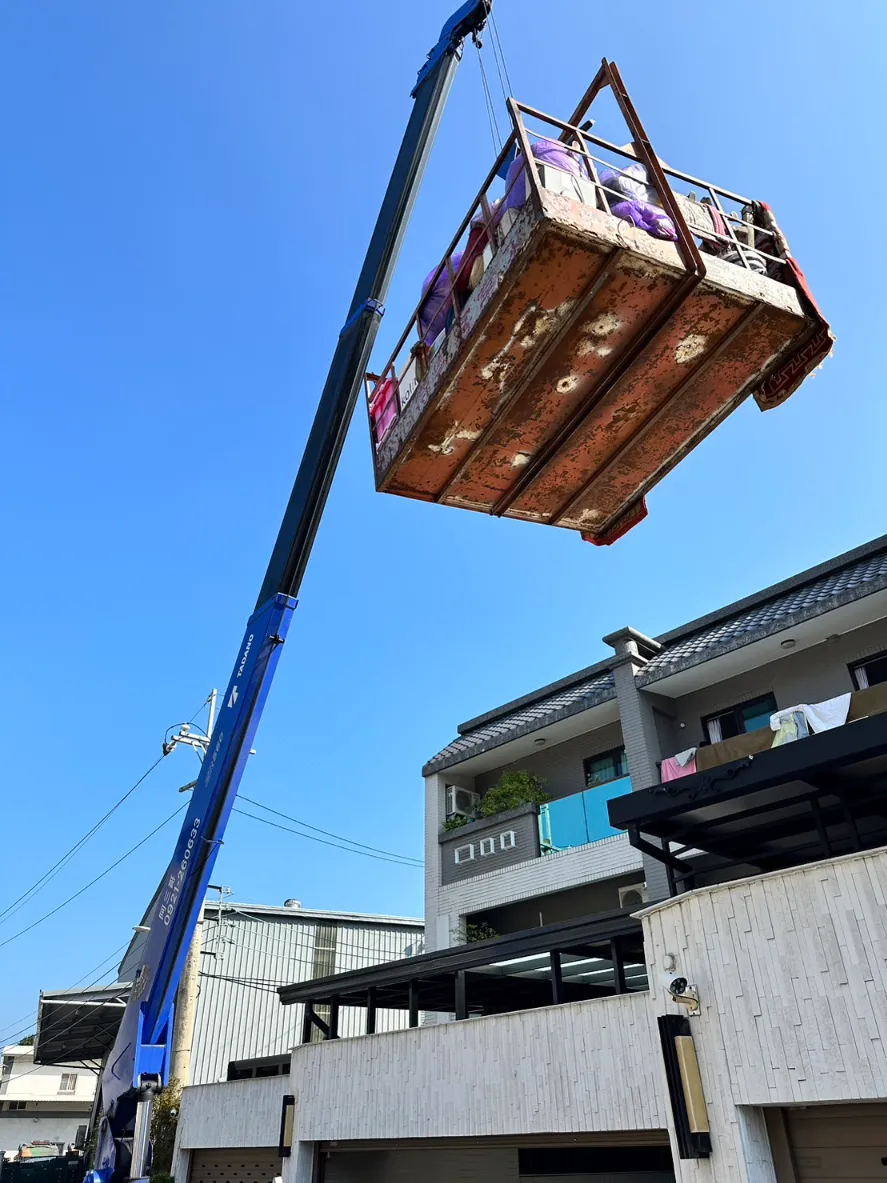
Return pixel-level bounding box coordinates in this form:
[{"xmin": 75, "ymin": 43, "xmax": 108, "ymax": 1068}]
[
  {"xmin": 542, "ymin": 777, "xmax": 633, "ymax": 850},
  {"xmin": 544, "ymin": 792, "xmax": 589, "ymax": 850},
  {"xmin": 583, "ymin": 776, "xmax": 632, "ymax": 842}
]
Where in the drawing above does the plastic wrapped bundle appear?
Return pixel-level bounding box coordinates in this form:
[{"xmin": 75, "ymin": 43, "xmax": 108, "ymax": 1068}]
[
  {"xmin": 502, "ymin": 138, "xmax": 586, "ymax": 213},
  {"xmin": 600, "ymin": 162, "xmax": 677, "ymax": 241},
  {"xmin": 418, "ymin": 250, "xmax": 464, "ymax": 345}
]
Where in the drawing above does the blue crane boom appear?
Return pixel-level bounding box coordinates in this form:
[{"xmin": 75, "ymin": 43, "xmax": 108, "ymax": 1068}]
[{"xmin": 87, "ymin": 4, "xmax": 491, "ymax": 1179}]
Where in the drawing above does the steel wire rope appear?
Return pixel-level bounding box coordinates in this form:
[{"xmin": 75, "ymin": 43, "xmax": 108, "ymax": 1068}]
[{"xmin": 489, "ymin": 9, "xmax": 515, "ymax": 99}]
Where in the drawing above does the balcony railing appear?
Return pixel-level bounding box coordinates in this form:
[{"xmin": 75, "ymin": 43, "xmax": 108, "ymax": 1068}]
[
  {"xmin": 659, "ymin": 681, "xmax": 887, "ymax": 785},
  {"xmin": 540, "ymin": 777, "xmax": 631, "ymax": 852}
]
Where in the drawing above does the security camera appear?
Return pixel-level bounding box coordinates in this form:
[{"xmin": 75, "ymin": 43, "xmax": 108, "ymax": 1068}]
[{"xmin": 659, "ymin": 971, "xmax": 700, "ymax": 1016}]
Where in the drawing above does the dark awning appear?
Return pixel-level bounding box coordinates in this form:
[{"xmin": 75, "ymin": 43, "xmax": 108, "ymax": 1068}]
[
  {"xmin": 35, "ymin": 985, "xmax": 129, "ymax": 1066},
  {"xmin": 608, "ymin": 712, "xmax": 887, "ymax": 888},
  {"xmin": 279, "ymin": 909, "xmax": 646, "ymax": 1021}
]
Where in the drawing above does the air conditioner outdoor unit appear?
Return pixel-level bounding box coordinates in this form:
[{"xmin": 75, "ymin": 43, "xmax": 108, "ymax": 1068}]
[
  {"xmin": 446, "ymin": 785, "xmax": 481, "ymax": 820},
  {"xmin": 619, "ymin": 883, "xmax": 649, "ymax": 909}
]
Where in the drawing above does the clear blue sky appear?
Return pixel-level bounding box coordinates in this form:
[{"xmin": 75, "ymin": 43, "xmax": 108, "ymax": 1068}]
[{"xmin": 1, "ymin": 0, "xmax": 885, "ymax": 1035}]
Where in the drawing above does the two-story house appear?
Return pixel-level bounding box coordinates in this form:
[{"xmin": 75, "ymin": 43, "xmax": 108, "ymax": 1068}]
[
  {"xmin": 172, "ymin": 532, "xmax": 887, "ymax": 1183},
  {"xmin": 0, "ymin": 1045, "xmax": 93, "ymax": 1158}
]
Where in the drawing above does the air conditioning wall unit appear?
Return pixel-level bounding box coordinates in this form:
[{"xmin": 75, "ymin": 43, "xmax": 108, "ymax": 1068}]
[
  {"xmin": 618, "ymin": 882, "xmax": 649, "ymax": 909},
  {"xmin": 446, "ymin": 785, "xmax": 481, "ymax": 821}
]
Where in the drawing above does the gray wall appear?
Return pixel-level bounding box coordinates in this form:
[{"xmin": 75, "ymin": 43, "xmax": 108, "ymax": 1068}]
[
  {"xmin": 469, "ymin": 870, "xmax": 646, "ymax": 933},
  {"xmin": 439, "ymin": 805, "xmax": 540, "ymax": 885},
  {"xmin": 660, "ymin": 617, "xmax": 887, "ymax": 752},
  {"xmin": 476, "ymin": 723, "xmax": 626, "ymax": 801}
]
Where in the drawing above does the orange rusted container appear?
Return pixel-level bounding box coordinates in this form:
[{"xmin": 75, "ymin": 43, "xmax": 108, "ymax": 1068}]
[{"xmin": 367, "ymin": 62, "xmax": 832, "ymax": 545}]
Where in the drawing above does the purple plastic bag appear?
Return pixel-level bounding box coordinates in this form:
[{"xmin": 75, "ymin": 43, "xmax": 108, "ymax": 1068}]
[
  {"xmin": 418, "ymin": 250, "xmax": 464, "ymax": 345},
  {"xmin": 601, "ymin": 161, "xmax": 677, "ymax": 241},
  {"xmin": 611, "ymin": 199, "xmax": 678, "ymax": 241},
  {"xmin": 502, "ymin": 139, "xmax": 585, "ymax": 213}
]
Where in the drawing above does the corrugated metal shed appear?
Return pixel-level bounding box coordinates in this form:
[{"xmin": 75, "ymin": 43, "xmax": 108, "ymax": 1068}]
[{"xmin": 190, "ymin": 904, "xmax": 423, "ymax": 1085}]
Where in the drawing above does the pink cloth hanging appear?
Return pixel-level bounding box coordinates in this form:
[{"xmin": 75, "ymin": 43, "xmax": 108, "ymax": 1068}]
[{"xmin": 660, "ymin": 754, "xmax": 697, "ymax": 782}]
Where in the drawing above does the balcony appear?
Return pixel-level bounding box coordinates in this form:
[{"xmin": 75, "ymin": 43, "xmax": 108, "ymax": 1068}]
[
  {"xmin": 657, "ymin": 680, "xmax": 887, "ymax": 785},
  {"xmin": 439, "ymin": 778, "xmax": 633, "ymax": 887},
  {"xmin": 608, "ymin": 686, "xmax": 887, "ymax": 894}
]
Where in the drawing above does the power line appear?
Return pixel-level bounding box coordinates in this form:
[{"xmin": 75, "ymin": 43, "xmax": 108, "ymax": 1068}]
[
  {"xmin": 0, "ymin": 940, "xmax": 131, "ymax": 1045},
  {"xmin": 0, "ymin": 806, "xmax": 186, "ymax": 951},
  {"xmin": 237, "ymin": 795, "xmax": 422, "ymax": 865},
  {"xmin": 0, "ymin": 754, "xmax": 167, "ymax": 928},
  {"xmin": 231, "ymin": 808, "xmax": 422, "ymax": 868}
]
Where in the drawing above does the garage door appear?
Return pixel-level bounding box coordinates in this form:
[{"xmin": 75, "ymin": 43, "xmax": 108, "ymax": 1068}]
[
  {"xmin": 786, "ymin": 1104, "xmax": 887, "ymax": 1181},
  {"xmin": 189, "ymin": 1147, "xmax": 282, "ymax": 1183}
]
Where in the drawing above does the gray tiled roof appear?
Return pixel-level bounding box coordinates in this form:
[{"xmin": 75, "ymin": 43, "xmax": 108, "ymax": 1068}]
[
  {"xmin": 639, "ymin": 548, "xmax": 887, "ymax": 683},
  {"xmin": 423, "ymin": 670, "xmax": 616, "ymax": 775},
  {"xmin": 423, "ymin": 535, "xmax": 887, "ymax": 775}
]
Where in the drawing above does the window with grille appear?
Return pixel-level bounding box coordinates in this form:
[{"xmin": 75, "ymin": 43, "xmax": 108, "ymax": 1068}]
[{"xmin": 58, "ymin": 1073, "xmax": 77, "ymax": 1094}]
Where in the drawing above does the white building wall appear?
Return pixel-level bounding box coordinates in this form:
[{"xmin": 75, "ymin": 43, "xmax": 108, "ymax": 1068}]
[
  {"xmin": 0, "ymin": 1113, "xmax": 88, "ymax": 1155},
  {"xmin": 640, "ymin": 845, "xmax": 887, "ymax": 1182},
  {"xmin": 0, "ymin": 1050, "xmax": 92, "ymax": 1101},
  {"xmin": 175, "ymin": 991, "xmax": 665, "ymax": 1154}
]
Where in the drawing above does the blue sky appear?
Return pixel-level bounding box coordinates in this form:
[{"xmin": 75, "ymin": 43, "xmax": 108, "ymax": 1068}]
[{"xmin": 1, "ymin": 0, "xmax": 885, "ymax": 1034}]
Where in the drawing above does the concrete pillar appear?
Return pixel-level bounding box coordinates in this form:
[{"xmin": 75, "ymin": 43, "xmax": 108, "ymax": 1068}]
[
  {"xmin": 603, "ymin": 627, "xmax": 670, "ymax": 900},
  {"xmin": 281, "ymin": 1141, "xmax": 316, "ymax": 1183}
]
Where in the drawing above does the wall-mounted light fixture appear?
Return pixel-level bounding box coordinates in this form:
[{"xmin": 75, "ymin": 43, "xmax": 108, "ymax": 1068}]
[
  {"xmin": 658, "ymin": 1016, "xmax": 711, "ymax": 1159},
  {"xmin": 278, "ymin": 1094, "xmax": 295, "ymax": 1158}
]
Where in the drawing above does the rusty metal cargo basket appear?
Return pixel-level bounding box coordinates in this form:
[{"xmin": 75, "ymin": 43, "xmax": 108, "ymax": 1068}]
[{"xmin": 366, "ymin": 60, "xmax": 832, "ymax": 545}]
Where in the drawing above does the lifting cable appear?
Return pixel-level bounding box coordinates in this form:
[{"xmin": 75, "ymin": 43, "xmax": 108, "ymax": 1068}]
[
  {"xmin": 474, "ymin": 32, "xmax": 502, "ymax": 154},
  {"xmin": 489, "ymin": 9, "xmax": 515, "ymax": 101}
]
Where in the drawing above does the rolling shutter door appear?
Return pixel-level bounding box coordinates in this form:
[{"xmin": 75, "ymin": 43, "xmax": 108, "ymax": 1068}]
[{"xmin": 786, "ymin": 1104, "xmax": 887, "ymax": 1182}]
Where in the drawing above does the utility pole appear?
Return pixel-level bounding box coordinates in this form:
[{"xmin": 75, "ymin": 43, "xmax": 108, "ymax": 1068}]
[
  {"xmin": 168, "ymin": 908, "xmax": 203, "ymax": 1086},
  {"xmin": 166, "ymin": 690, "xmax": 218, "ymax": 1087}
]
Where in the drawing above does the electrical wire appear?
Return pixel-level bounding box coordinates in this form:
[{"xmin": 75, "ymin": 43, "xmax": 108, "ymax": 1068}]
[
  {"xmin": 231, "ymin": 808, "xmax": 422, "ymax": 868},
  {"xmin": 237, "ymin": 795, "xmax": 422, "ymax": 865},
  {"xmin": 0, "ymin": 754, "xmax": 167, "ymax": 929},
  {"xmin": 0, "ymin": 805, "xmax": 186, "ymax": 950},
  {"xmin": 0, "ymin": 940, "xmax": 131, "ymax": 1045}
]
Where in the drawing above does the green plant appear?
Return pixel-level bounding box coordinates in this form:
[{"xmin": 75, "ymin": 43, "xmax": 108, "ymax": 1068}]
[
  {"xmin": 476, "ymin": 770, "xmax": 548, "ymax": 818},
  {"xmin": 442, "ymin": 815, "xmax": 469, "ymax": 832},
  {"xmin": 466, "ymin": 920, "xmax": 498, "ymax": 943},
  {"xmin": 150, "ymin": 1077, "xmax": 181, "ymax": 1177}
]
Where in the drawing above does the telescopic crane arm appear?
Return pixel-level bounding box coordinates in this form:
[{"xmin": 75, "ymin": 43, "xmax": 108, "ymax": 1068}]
[{"xmin": 87, "ymin": 4, "xmax": 491, "ymax": 1180}]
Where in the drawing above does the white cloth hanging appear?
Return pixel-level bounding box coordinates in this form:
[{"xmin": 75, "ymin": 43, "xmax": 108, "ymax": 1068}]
[{"xmin": 770, "ymin": 693, "xmax": 851, "ymax": 735}]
